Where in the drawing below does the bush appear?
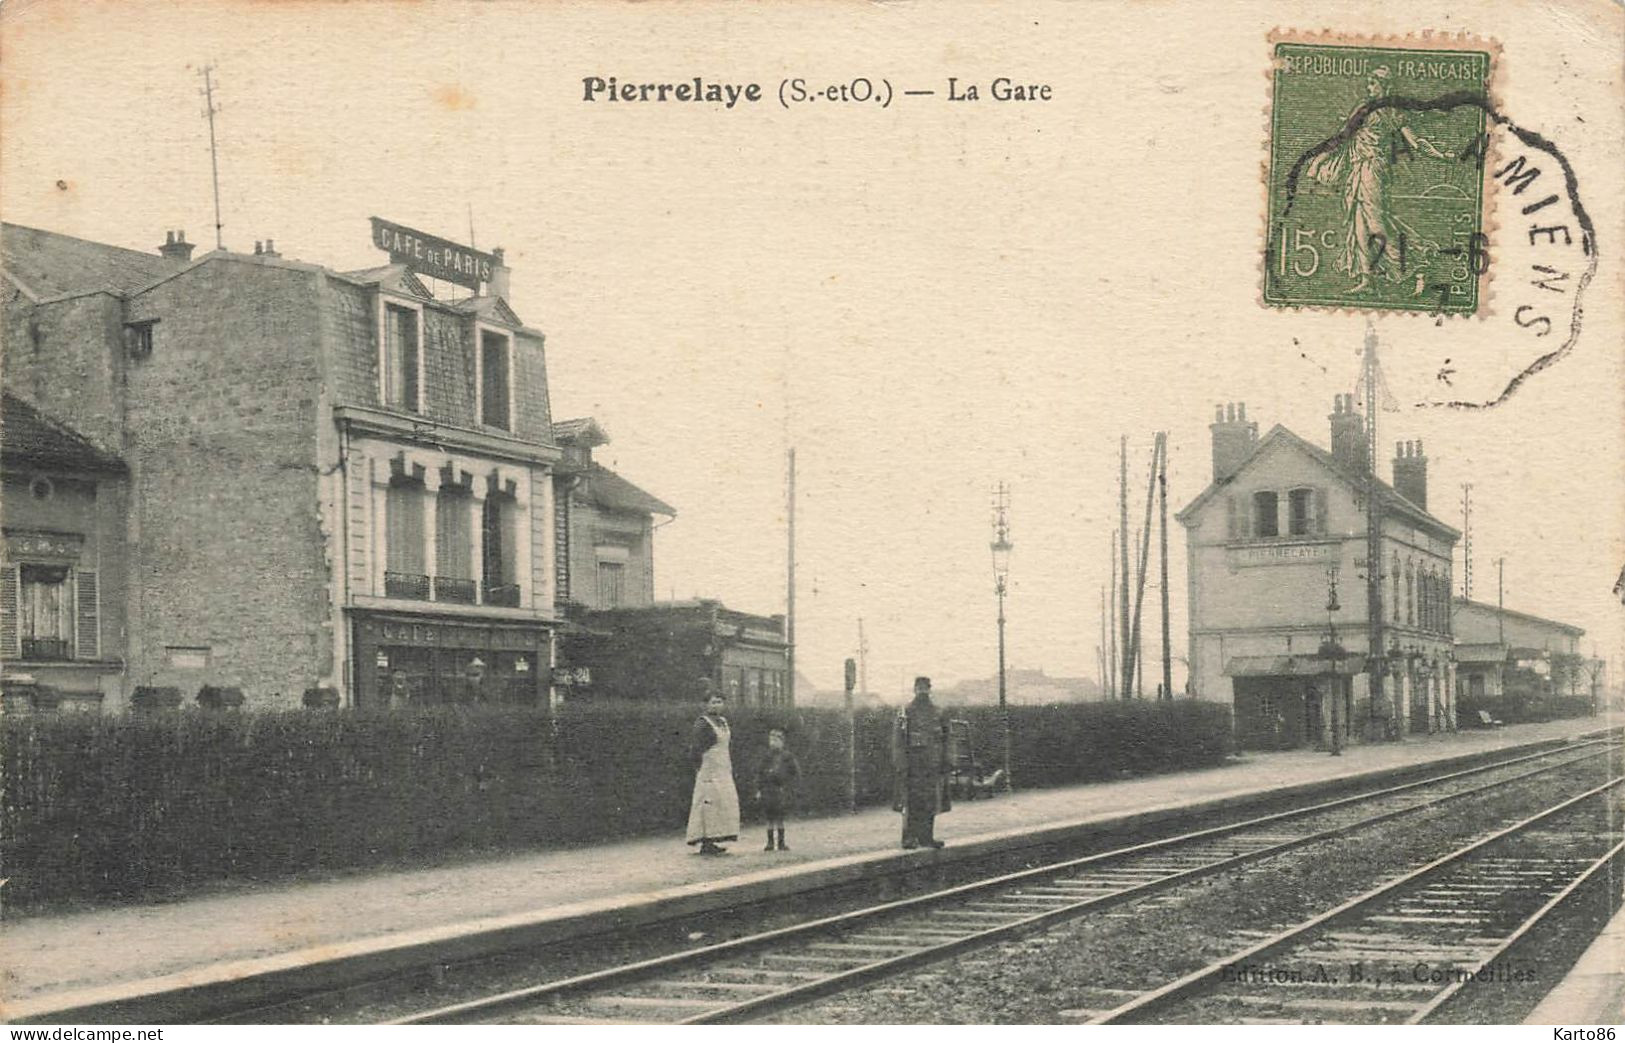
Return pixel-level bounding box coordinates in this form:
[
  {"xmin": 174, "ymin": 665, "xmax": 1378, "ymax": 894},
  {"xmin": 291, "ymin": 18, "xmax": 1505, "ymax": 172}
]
[{"xmin": 0, "ymin": 698, "xmax": 1231, "ymax": 909}]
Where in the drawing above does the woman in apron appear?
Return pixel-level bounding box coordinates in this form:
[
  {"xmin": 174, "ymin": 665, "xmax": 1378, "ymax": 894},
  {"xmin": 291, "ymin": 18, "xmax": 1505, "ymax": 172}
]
[{"xmin": 686, "ymin": 685, "xmax": 741, "ymax": 855}]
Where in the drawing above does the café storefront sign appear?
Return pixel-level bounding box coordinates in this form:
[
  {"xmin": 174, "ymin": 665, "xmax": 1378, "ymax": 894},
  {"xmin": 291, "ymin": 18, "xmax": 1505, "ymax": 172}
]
[{"xmin": 370, "ymin": 217, "xmax": 496, "ymax": 290}]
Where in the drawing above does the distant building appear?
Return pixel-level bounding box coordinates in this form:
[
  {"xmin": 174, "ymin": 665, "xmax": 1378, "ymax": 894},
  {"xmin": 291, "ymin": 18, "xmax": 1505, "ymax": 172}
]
[
  {"xmin": 1453, "ymin": 597, "xmax": 1584, "ymax": 706},
  {"xmin": 936, "ymin": 668, "xmax": 1104, "ymax": 706},
  {"xmin": 551, "ymin": 417, "xmax": 674, "ymax": 613},
  {"xmin": 0, "ymin": 393, "xmax": 128, "ymax": 712},
  {"xmin": 560, "ymin": 599, "xmax": 790, "ymax": 707},
  {"xmin": 1178, "ymin": 395, "xmax": 1459, "ymax": 750}
]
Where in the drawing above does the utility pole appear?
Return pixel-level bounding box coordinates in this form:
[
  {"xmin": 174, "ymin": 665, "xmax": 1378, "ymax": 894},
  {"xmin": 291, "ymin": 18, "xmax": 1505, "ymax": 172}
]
[
  {"xmin": 1128, "ymin": 438, "xmax": 1159, "ymax": 700},
  {"xmin": 1119, "ymin": 437, "xmax": 1132, "ymax": 699},
  {"xmin": 1363, "ymin": 325, "xmax": 1388, "ymax": 738},
  {"xmin": 856, "ymin": 618, "xmax": 869, "ymax": 699},
  {"xmin": 1497, "ymin": 557, "xmax": 1506, "ymax": 648},
  {"xmin": 990, "ymin": 482, "xmax": 1014, "ymax": 792},
  {"xmin": 199, "ymin": 64, "xmax": 225, "ymax": 250},
  {"xmin": 786, "ymin": 447, "xmax": 796, "ymax": 707},
  {"xmin": 1461, "ymin": 483, "xmax": 1474, "ymax": 599},
  {"xmin": 1159, "ymin": 431, "xmax": 1172, "ymax": 701},
  {"xmin": 1099, "ymin": 586, "xmax": 1108, "ymax": 697},
  {"xmin": 1109, "ymin": 530, "xmax": 1119, "ymax": 699}
]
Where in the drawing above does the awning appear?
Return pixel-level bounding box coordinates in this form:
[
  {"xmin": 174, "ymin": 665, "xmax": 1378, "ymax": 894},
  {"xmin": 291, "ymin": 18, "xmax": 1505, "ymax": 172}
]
[{"xmin": 1225, "ymin": 654, "xmax": 1368, "ymax": 677}]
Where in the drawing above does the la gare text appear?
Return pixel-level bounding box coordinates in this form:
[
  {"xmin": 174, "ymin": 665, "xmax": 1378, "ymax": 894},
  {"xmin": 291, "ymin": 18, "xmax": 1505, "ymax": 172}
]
[{"xmin": 582, "ymin": 76, "xmax": 1053, "ymax": 108}]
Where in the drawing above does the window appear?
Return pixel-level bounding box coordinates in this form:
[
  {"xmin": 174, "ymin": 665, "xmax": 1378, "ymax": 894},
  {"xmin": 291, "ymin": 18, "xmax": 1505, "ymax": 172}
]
[
  {"xmin": 597, "ymin": 561, "xmax": 625, "ymax": 607},
  {"xmin": 1288, "ymin": 488, "xmax": 1313, "ymax": 536},
  {"xmin": 382, "ymin": 303, "xmax": 420, "ymax": 412},
  {"xmin": 480, "ymin": 329, "xmax": 511, "ymax": 430},
  {"xmin": 554, "ymin": 494, "xmax": 570, "ymax": 603},
  {"xmin": 1405, "ymin": 559, "xmax": 1415, "ymax": 625},
  {"xmin": 18, "ymin": 563, "xmax": 70, "ymax": 659},
  {"xmin": 124, "ymin": 320, "xmax": 155, "ymax": 359},
  {"xmin": 435, "ymin": 487, "xmax": 475, "ymax": 602},
  {"xmin": 482, "ymin": 495, "xmax": 520, "ymax": 606},
  {"xmin": 385, "ymin": 479, "xmax": 428, "ymax": 598},
  {"xmin": 1252, "ymin": 491, "xmax": 1279, "ymax": 537}
]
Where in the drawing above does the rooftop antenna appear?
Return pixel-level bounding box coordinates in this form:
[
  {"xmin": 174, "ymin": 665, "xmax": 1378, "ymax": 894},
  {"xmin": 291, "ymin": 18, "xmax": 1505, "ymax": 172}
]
[
  {"xmin": 468, "ymin": 203, "xmax": 477, "ymax": 249},
  {"xmin": 199, "ymin": 64, "xmax": 225, "ymax": 251}
]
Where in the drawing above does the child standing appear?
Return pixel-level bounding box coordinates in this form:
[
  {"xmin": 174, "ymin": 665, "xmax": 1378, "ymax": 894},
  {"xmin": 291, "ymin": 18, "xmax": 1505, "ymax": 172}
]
[{"xmin": 755, "ymin": 728, "xmax": 801, "ymax": 851}]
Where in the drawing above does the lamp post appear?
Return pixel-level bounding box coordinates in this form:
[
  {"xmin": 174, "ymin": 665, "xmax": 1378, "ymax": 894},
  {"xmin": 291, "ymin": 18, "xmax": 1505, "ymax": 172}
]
[
  {"xmin": 1319, "ymin": 565, "xmax": 1345, "ymax": 756},
  {"xmin": 991, "ymin": 483, "xmax": 1013, "ymax": 793}
]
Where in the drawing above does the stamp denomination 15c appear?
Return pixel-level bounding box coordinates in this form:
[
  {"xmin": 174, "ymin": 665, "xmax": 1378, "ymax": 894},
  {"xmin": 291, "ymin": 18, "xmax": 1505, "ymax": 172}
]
[{"xmin": 1264, "ymin": 38, "xmax": 1494, "ymax": 316}]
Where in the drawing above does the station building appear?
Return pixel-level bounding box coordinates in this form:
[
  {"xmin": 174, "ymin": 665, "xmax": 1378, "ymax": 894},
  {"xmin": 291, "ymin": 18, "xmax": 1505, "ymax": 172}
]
[
  {"xmin": 1178, "ymin": 395, "xmax": 1460, "ymax": 750},
  {"xmin": 0, "ymin": 219, "xmax": 695, "ymax": 710},
  {"xmin": 1452, "ymin": 597, "xmax": 1585, "ymax": 709}
]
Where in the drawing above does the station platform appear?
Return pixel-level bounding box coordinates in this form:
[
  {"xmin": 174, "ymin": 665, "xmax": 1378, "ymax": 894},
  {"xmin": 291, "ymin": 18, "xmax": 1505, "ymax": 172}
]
[
  {"xmin": 1526, "ymin": 891, "xmax": 1625, "ymax": 1024},
  {"xmin": 0, "ymin": 716, "xmax": 1609, "ymax": 1022}
]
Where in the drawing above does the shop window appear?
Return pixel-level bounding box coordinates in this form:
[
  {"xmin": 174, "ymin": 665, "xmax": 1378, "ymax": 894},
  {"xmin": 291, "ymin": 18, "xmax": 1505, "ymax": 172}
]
[
  {"xmin": 18, "ymin": 563, "xmax": 71, "ymax": 660},
  {"xmin": 1288, "ymin": 488, "xmax": 1313, "ymax": 536},
  {"xmin": 382, "ymin": 302, "xmax": 421, "ymax": 412},
  {"xmin": 435, "ymin": 487, "xmax": 475, "ymax": 602},
  {"xmin": 480, "ymin": 329, "xmax": 512, "ymax": 430},
  {"xmin": 482, "ymin": 495, "xmax": 521, "ymax": 607},
  {"xmin": 385, "ymin": 478, "xmax": 428, "ymax": 598},
  {"xmin": 597, "ymin": 561, "xmax": 625, "ymax": 608},
  {"xmin": 1252, "ymin": 491, "xmax": 1279, "ymax": 538}
]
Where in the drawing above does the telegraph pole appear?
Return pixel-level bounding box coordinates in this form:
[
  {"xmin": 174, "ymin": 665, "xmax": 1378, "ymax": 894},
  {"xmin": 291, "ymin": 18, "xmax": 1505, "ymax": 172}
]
[
  {"xmin": 1497, "ymin": 557, "xmax": 1506, "ymax": 648},
  {"xmin": 1109, "ymin": 530, "xmax": 1119, "ymax": 699},
  {"xmin": 1363, "ymin": 325, "xmax": 1388, "ymax": 737},
  {"xmin": 856, "ymin": 618, "xmax": 869, "ymax": 699},
  {"xmin": 786, "ymin": 447, "xmax": 796, "ymax": 706},
  {"xmin": 1159, "ymin": 432, "xmax": 1172, "ymax": 701},
  {"xmin": 1460, "ymin": 483, "xmax": 1474, "ymax": 599},
  {"xmin": 199, "ymin": 64, "xmax": 225, "ymax": 250},
  {"xmin": 1119, "ymin": 437, "xmax": 1132, "ymax": 698}
]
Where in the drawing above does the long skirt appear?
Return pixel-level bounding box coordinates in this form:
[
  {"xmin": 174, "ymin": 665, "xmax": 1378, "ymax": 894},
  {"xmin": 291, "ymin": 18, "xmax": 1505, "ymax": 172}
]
[{"xmin": 686, "ymin": 742, "xmax": 740, "ymax": 845}]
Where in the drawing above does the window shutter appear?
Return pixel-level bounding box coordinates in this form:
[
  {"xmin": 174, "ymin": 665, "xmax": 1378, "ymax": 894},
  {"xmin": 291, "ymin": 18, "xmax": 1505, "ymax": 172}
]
[
  {"xmin": 75, "ymin": 569, "xmax": 100, "ymax": 659},
  {"xmin": 1, "ymin": 564, "xmax": 18, "ymax": 657},
  {"xmin": 1225, "ymin": 496, "xmax": 1238, "ymax": 540},
  {"xmin": 1314, "ymin": 487, "xmax": 1328, "ymax": 535}
]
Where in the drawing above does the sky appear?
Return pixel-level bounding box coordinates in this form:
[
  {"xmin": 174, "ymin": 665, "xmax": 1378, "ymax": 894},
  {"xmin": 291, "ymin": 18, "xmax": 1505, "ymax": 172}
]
[{"xmin": 2, "ymin": 0, "xmax": 1620, "ymax": 699}]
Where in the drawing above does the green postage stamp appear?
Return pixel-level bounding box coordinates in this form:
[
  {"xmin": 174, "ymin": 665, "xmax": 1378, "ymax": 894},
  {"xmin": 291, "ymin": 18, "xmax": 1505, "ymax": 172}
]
[{"xmin": 1264, "ymin": 35, "xmax": 1496, "ymax": 315}]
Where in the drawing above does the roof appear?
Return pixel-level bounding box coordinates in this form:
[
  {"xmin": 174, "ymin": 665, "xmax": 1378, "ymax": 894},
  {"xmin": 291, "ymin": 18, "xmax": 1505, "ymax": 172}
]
[
  {"xmin": 1, "ymin": 393, "xmax": 126, "ymax": 474},
  {"xmin": 1176, "ymin": 423, "xmax": 1459, "ymax": 539},
  {"xmin": 552, "ymin": 417, "xmax": 609, "ymax": 447},
  {"xmin": 1, "ymin": 222, "xmax": 183, "ymax": 299},
  {"xmin": 579, "ymin": 462, "xmax": 675, "ymax": 517},
  {"xmin": 447, "ymin": 294, "xmax": 525, "ymax": 329},
  {"xmin": 1453, "ymin": 597, "xmax": 1585, "ymax": 636},
  {"xmin": 341, "ymin": 263, "xmax": 433, "ymax": 300}
]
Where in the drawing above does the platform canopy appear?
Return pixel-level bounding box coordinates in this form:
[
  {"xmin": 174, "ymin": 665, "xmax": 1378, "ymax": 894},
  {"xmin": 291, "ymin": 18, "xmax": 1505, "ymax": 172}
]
[{"xmin": 1224, "ymin": 654, "xmax": 1368, "ymax": 678}]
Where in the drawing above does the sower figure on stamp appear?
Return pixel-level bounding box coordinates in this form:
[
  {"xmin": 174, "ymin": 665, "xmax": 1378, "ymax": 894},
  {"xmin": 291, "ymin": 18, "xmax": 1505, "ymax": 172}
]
[
  {"xmin": 892, "ymin": 676, "xmax": 952, "ymax": 849},
  {"xmin": 1304, "ymin": 66, "xmax": 1452, "ymax": 295},
  {"xmin": 686, "ymin": 680, "xmax": 741, "ymax": 856}
]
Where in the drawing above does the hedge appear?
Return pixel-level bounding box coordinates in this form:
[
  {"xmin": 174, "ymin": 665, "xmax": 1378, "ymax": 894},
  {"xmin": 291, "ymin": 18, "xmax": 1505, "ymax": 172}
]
[{"xmin": 0, "ymin": 698, "xmax": 1231, "ymax": 909}]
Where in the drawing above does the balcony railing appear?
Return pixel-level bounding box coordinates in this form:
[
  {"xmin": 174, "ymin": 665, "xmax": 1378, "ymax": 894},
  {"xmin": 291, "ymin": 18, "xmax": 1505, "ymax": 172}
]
[
  {"xmin": 21, "ymin": 637, "xmax": 71, "ymax": 660},
  {"xmin": 434, "ymin": 575, "xmax": 478, "ymax": 604},
  {"xmin": 385, "ymin": 571, "xmax": 431, "ymax": 600},
  {"xmin": 483, "ymin": 582, "xmax": 521, "ymax": 608}
]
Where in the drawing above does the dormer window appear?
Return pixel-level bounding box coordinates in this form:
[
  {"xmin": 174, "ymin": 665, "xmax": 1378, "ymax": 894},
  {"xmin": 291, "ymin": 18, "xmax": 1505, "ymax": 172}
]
[
  {"xmin": 379, "ymin": 299, "xmax": 423, "ymax": 413},
  {"xmin": 479, "ymin": 327, "xmax": 513, "ymax": 431}
]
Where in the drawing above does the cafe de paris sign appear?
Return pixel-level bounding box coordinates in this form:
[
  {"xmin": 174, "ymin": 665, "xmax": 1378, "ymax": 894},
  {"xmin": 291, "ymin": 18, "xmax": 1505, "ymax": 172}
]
[{"xmin": 370, "ymin": 217, "xmax": 496, "ymax": 291}]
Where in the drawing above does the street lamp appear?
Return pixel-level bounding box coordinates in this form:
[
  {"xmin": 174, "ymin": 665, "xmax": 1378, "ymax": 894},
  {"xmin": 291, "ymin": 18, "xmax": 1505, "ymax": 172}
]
[
  {"xmin": 1318, "ymin": 565, "xmax": 1346, "ymax": 756},
  {"xmin": 991, "ymin": 485, "xmax": 1013, "ymax": 793}
]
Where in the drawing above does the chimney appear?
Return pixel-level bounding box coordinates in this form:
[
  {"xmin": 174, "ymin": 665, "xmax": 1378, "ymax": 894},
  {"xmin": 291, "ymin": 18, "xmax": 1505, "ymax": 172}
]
[
  {"xmin": 1393, "ymin": 439, "xmax": 1428, "ymax": 509},
  {"xmin": 262, "ymin": 238, "xmax": 279, "ymax": 258},
  {"xmin": 1210, "ymin": 401, "xmax": 1258, "ymax": 482},
  {"xmin": 487, "ymin": 246, "xmax": 511, "ymax": 299},
  {"xmin": 157, "ymin": 229, "xmax": 195, "ymax": 262},
  {"xmin": 1329, "ymin": 392, "xmax": 1367, "ymax": 474}
]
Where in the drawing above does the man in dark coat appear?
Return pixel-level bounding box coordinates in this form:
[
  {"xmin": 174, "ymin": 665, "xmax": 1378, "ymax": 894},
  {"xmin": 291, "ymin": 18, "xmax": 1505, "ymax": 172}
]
[{"xmin": 892, "ymin": 676, "xmax": 952, "ymax": 849}]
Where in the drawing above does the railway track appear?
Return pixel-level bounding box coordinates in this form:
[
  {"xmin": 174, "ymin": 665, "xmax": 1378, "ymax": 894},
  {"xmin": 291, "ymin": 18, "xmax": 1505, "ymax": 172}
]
[
  {"xmin": 1090, "ymin": 775, "xmax": 1624, "ymax": 1025},
  {"xmin": 388, "ymin": 738, "xmax": 1619, "ymax": 1025}
]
